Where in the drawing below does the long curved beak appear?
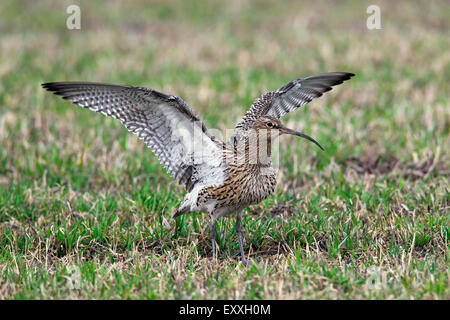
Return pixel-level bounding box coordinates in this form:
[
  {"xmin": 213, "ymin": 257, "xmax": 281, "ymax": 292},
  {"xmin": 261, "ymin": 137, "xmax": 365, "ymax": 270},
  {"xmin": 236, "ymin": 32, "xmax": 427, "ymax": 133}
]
[{"xmin": 279, "ymin": 126, "xmax": 324, "ymax": 151}]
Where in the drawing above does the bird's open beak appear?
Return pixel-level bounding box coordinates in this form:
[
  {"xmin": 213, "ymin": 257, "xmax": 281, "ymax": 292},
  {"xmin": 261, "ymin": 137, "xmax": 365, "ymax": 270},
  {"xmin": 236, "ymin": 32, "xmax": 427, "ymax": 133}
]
[{"xmin": 279, "ymin": 126, "xmax": 324, "ymax": 151}]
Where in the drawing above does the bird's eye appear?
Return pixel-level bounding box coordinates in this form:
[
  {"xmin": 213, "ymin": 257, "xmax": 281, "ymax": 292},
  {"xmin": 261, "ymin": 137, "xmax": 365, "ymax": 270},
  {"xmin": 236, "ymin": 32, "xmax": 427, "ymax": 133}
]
[{"xmin": 266, "ymin": 122, "xmax": 273, "ymax": 128}]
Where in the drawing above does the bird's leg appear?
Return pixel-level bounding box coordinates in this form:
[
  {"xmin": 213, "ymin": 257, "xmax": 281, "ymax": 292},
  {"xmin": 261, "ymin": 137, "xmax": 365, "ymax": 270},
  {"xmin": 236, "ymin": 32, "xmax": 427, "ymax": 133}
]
[
  {"xmin": 236, "ymin": 211, "xmax": 248, "ymax": 266},
  {"xmin": 209, "ymin": 216, "xmax": 217, "ymax": 260}
]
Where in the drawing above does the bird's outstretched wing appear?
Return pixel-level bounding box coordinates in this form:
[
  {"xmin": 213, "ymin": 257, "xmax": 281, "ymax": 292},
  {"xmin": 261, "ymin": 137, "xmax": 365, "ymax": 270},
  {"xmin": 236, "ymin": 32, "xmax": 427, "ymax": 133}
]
[
  {"xmin": 234, "ymin": 72, "xmax": 355, "ymax": 133},
  {"xmin": 42, "ymin": 82, "xmax": 225, "ymax": 191}
]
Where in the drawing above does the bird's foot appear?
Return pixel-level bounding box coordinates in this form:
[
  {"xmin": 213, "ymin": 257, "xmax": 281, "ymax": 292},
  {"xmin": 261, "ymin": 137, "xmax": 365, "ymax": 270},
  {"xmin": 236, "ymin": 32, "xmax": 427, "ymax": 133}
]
[{"xmin": 241, "ymin": 256, "xmax": 248, "ymax": 267}]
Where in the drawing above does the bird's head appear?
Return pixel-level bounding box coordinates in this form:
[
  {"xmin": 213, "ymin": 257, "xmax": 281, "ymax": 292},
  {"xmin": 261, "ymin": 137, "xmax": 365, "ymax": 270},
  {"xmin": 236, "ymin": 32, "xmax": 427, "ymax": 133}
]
[{"xmin": 252, "ymin": 116, "xmax": 324, "ymax": 151}]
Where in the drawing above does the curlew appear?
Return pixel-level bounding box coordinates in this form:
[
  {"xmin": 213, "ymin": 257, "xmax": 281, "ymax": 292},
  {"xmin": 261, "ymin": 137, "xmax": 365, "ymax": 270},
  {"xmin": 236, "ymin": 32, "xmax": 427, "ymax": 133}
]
[{"xmin": 42, "ymin": 72, "xmax": 354, "ymax": 266}]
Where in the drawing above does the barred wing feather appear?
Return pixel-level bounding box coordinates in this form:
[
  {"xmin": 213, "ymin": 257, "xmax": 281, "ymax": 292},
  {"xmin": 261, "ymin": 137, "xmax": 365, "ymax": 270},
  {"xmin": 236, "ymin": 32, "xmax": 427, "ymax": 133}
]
[
  {"xmin": 234, "ymin": 72, "xmax": 354, "ymax": 133},
  {"xmin": 41, "ymin": 82, "xmax": 225, "ymax": 191}
]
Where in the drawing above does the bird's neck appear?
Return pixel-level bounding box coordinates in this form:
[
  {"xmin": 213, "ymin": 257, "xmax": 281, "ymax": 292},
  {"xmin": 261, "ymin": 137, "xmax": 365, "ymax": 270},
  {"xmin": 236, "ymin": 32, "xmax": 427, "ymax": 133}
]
[{"xmin": 230, "ymin": 129, "xmax": 274, "ymax": 167}]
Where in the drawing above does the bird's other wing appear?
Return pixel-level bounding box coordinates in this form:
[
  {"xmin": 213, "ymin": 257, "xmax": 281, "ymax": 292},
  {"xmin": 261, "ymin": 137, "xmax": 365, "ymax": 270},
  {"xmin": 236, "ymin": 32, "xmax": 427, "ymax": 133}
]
[
  {"xmin": 42, "ymin": 82, "xmax": 225, "ymax": 191},
  {"xmin": 234, "ymin": 72, "xmax": 355, "ymax": 133}
]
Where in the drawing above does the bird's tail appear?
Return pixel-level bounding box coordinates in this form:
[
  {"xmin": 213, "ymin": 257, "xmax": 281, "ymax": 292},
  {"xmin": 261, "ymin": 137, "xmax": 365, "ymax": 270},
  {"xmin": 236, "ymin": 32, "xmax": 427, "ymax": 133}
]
[{"xmin": 173, "ymin": 201, "xmax": 190, "ymax": 219}]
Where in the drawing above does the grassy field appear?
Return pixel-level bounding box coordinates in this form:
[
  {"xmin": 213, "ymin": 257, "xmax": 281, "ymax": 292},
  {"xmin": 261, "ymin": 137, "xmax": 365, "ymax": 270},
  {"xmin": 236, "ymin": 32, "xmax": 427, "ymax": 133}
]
[{"xmin": 0, "ymin": 0, "xmax": 448, "ymax": 299}]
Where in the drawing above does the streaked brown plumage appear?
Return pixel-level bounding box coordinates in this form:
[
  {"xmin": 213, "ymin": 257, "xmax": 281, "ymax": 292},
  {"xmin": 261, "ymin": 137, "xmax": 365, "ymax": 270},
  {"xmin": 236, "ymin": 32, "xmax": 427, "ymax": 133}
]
[{"xmin": 42, "ymin": 72, "xmax": 354, "ymax": 265}]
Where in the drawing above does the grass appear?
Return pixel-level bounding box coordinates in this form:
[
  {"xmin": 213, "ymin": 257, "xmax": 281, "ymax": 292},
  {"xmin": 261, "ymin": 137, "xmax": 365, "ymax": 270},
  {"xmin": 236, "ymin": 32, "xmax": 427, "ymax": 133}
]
[{"xmin": 0, "ymin": 0, "xmax": 449, "ymax": 299}]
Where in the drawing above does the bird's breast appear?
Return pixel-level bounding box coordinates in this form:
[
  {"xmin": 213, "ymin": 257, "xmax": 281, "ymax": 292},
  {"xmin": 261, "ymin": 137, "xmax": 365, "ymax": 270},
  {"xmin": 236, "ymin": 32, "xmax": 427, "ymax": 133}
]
[
  {"xmin": 196, "ymin": 165, "xmax": 277, "ymax": 213},
  {"xmin": 242, "ymin": 166, "xmax": 277, "ymax": 205}
]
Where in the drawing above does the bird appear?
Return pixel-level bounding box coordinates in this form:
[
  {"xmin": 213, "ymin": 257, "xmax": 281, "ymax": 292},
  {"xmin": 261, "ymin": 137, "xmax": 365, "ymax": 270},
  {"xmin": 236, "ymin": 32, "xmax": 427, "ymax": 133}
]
[{"xmin": 42, "ymin": 71, "xmax": 354, "ymax": 266}]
